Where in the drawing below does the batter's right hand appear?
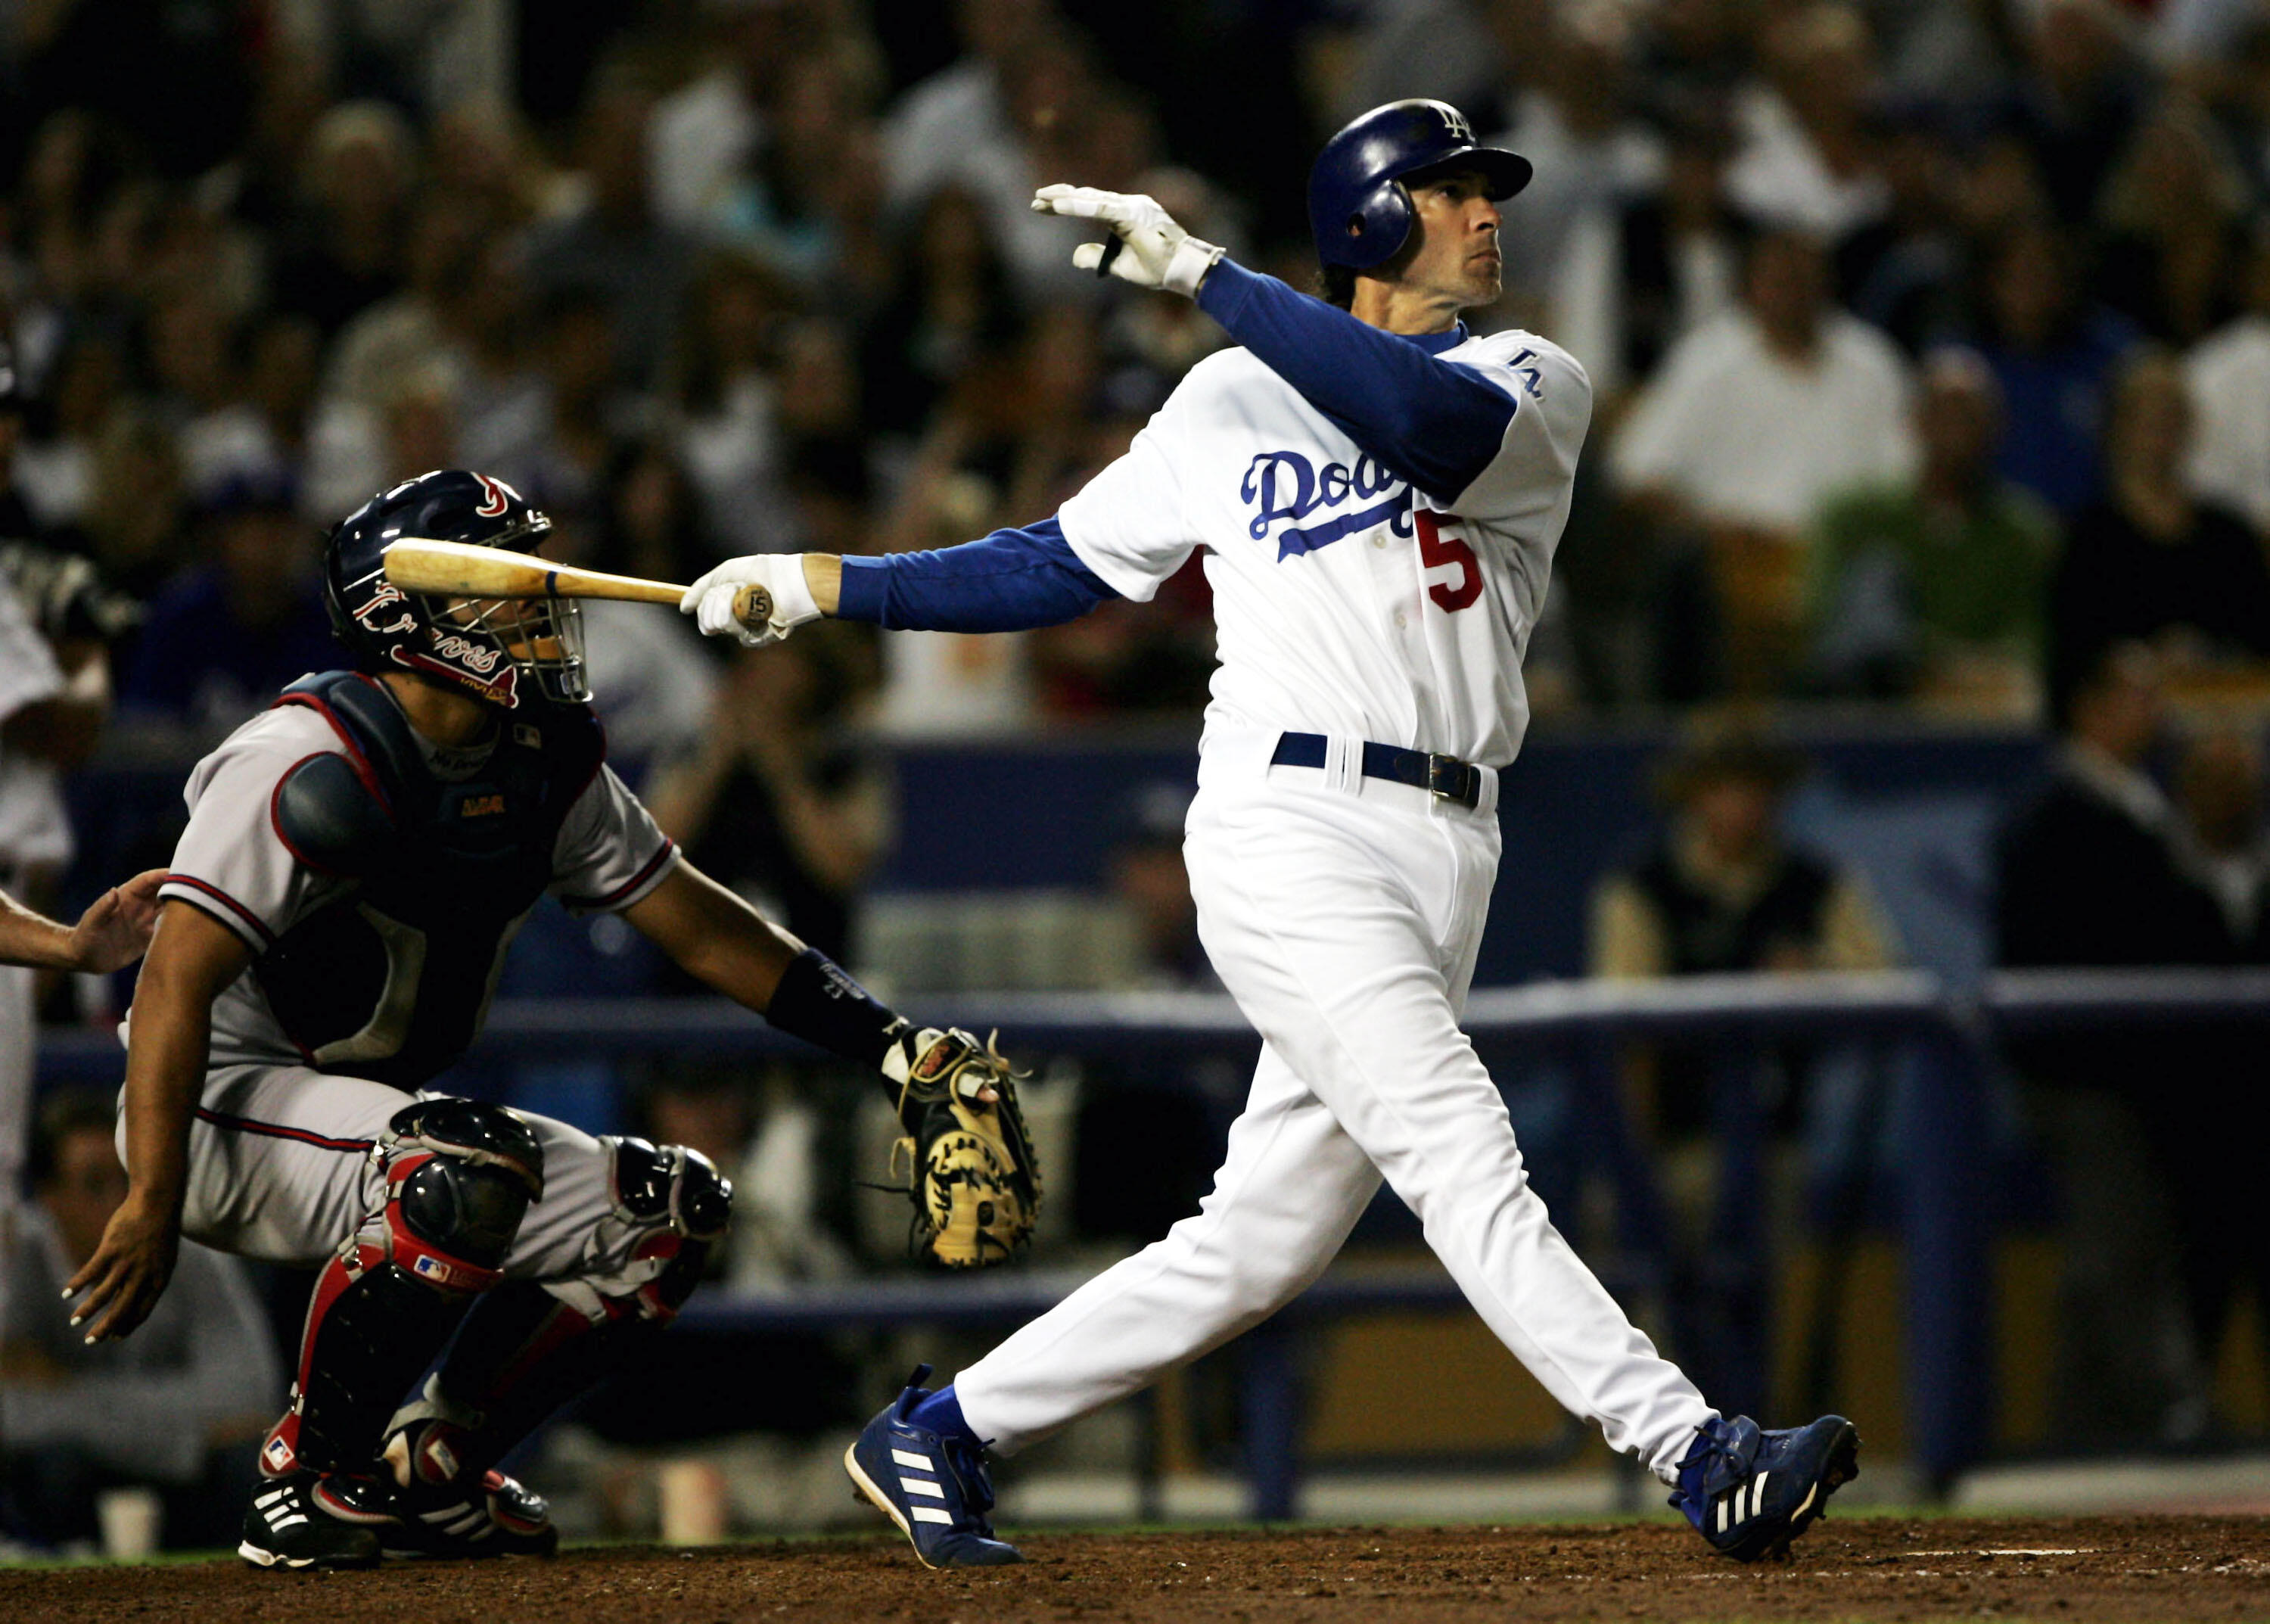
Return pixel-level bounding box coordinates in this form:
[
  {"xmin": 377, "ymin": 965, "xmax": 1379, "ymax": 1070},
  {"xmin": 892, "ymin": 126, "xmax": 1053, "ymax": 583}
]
[
  {"xmin": 679, "ymin": 553, "xmax": 824, "ymax": 648},
  {"xmin": 1031, "ymin": 185, "xmax": 1224, "ymax": 298},
  {"xmin": 64, "ymin": 1193, "xmax": 180, "ymax": 1343}
]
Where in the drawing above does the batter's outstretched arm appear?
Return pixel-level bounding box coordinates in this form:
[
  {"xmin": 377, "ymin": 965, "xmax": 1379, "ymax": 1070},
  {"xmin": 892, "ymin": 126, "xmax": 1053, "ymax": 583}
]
[
  {"xmin": 1192, "ymin": 260, "xmax": 1516, "ymax": 500},
  {"xmin": 66, "ymin": 899, "xmax": 250, "ymax": 1342},
  {"xmin": 683, "ymin": 518, "xmax": 1122, "ymax": 642}
]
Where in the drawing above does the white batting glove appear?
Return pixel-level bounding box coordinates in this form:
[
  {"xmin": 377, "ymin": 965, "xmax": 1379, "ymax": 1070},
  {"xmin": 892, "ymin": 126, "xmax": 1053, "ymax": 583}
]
[
  {"xmin": 1031, "ymin": 185, "xmax": 1225, "ymax": 299},
  {"xmin": 678, "ymin": 553, "xmax": 823, "ymax": 648}
]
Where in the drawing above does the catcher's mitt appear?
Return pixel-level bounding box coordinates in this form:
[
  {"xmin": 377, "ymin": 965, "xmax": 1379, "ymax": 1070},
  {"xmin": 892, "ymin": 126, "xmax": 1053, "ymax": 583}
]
[{"xmin": 882, "ymin": 1027, "xmax": 1042, "ymax": 1268}]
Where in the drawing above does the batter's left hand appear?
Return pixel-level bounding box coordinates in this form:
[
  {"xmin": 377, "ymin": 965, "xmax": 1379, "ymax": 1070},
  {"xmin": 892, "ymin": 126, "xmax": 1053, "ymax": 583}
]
[
  {"xmin": 63, "ymin": 1192, "xmax": 180, "ymax": 1343},
  {"xmin": 1031, "ymin": 185, "xmax": 1224, "ymax": 297}
]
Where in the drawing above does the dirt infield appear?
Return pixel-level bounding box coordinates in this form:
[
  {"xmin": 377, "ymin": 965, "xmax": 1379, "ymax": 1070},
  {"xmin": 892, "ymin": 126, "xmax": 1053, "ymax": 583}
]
[{"xmin": 5, "ymin": 1515, "xmax": 2268, "ymax": 1622}]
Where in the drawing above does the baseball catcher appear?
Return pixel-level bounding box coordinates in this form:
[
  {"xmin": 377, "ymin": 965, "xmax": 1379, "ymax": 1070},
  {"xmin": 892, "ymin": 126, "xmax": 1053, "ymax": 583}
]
[{"xmin": 62, "ymin": 469, "xmax": 1030, "ymax": 1570}]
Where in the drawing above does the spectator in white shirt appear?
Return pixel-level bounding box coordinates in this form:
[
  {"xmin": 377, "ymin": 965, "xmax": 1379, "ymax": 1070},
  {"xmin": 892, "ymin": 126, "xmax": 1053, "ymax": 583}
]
[
  {"xmin": 2184, "ymin": 219, "xmax": 2270, "ymax": 537},
  {"xmin": 1615, "ymin": 225, "xmax": 1916, "ymax": 692}
]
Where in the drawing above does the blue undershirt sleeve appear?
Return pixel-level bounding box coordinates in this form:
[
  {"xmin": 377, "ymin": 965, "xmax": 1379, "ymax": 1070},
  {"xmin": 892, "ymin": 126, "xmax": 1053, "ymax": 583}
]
[
  {"xmin": 1194, "ymin": 258, "xmax": 1519, "ymax": 500},
  {"xmin": 834, "ymin": 515, "xmax": 1120, "ymax": 633}
]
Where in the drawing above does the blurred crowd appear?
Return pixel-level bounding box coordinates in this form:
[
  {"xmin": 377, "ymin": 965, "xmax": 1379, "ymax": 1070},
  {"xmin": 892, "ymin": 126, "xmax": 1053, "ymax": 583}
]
[{"xmin": 0, "ymin": 0, "xmax": 2263, "ymax": 762}]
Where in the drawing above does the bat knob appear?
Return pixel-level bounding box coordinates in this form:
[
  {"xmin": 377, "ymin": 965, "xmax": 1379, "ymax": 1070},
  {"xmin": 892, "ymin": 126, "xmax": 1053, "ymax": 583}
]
[{"xmin": 732, "ymin": 584, "xmax": 773, "ymax": 631}]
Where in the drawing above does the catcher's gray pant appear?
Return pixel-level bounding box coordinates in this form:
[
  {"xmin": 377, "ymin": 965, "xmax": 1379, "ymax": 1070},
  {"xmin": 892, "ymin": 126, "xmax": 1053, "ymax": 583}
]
[
  {"xmin": 123, "ymin": 1062, "xmax": 670, "ymax": 1301},
  {"xmin": 953, "ymin": 727, "xmax": 1716, "ymax": 1483}
]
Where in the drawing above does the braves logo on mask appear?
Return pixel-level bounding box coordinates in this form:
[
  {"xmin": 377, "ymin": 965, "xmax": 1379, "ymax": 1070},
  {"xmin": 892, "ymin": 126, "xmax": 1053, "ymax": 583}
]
[
  {"xmin": 352, "ymin": 580, "xmax": 419, "ymax": 637},
  {"xmin": 390, "ymin": 626, "xmax": 522, "ymax": 706}
]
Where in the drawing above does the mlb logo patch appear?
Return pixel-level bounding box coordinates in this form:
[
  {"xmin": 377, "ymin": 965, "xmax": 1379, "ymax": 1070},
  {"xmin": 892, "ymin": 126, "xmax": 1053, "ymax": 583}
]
[
  {"xmin": 264, "ymin": 1435, "xmax": 293, "ymax": 1470},
  {"xmin": 412, "ymin": 1255, "xmax": 452, "ymax": 1285},
  {"xmin": 513, "ymin": 723, "xmax": 542, "ymax": 748}
]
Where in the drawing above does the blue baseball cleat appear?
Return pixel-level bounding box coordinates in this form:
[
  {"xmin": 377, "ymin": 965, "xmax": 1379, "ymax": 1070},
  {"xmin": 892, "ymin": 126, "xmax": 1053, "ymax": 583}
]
[
  {"xmin": 1670, "ymin": 1414, "xmax": 1860, "ymax": 1562},
  {"xmin": 846, "ymin": 1365, "xmax": 1025, "ymax": 1568}
]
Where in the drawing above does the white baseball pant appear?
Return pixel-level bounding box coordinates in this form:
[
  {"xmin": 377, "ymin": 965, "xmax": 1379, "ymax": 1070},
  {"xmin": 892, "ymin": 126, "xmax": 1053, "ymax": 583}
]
[{"xmin": 955, "ymin": 727, "xmax": 1715, "ymax": 1482}]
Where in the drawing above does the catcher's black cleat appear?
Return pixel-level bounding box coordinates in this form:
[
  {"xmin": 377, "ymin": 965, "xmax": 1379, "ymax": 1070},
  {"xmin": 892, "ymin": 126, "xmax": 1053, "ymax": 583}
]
[
  {"xmin": 377, "ymin": 1467, "xmax": 560, "ymax": 1559},
  {"xmin": 847, "ymin": 1364, "xmax": 1024, "ymax": 1568},
  {"xmin": 1670, "ymin": 1414, "xmax": 1860, "ymax": 1562},
  {"xmin": 238, "ymin": 1472, "xmax": 387, "ymax": 1570}
]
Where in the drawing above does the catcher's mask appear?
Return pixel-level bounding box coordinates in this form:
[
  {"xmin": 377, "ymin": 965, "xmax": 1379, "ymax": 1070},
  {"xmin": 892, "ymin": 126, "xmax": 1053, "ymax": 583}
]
[{"xmin": 325, "ymin": 468, "xmax": 589, "ymax": 708}]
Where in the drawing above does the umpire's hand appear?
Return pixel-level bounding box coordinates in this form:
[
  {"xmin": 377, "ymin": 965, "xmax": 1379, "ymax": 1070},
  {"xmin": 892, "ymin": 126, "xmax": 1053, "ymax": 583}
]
[{"xmin": 64, "ymin": 1194, "xmax": 180, "ymax": 1343}]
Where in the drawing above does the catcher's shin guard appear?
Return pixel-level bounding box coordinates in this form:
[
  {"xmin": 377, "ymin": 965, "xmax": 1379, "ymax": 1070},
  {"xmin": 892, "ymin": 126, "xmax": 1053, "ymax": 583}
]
[
  {"xmin": 382, "ymin": 1139, "xmax": 730, "ymax": 1494},
  {"xmin": 262, "ymin": 1100, "xmax": 543, "ymax": 1479}
]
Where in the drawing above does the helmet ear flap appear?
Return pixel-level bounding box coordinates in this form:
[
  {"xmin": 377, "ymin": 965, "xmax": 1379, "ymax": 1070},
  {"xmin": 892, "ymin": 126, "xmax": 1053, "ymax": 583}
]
[{"xmin": 1345, "ymin": 179, "xmax": 1416, "ymax": 272}]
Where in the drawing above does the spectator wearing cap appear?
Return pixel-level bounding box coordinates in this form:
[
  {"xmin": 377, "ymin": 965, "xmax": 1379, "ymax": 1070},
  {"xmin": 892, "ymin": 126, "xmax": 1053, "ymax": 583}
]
[
  {"xmin": 1073, "ymin": 778, "xmax": 1230, "ymax": 1249},
  {"xmin": 1808, "ymin": 348, "xmax": 2057, "ymax": 712},
  {"xmin": 117, "ymin": 474, "xmax": 335, "ymax": 740},
  {"xmin": 1591, "ymin": 722, "xmax": 1899, "ymax": 1139},
  {"xmin": 2, "ymin": 1090, "xmax": 278, "ymax": 1553},
  {"xmin": 1590, "ymin": 720, "xmax": 1899, "ymax": 1420},
  {"xmin": 1993, "ymin": 642, "xmax": 2227, "ymax": 1439},
  {"xmin": 1105, "ymin": 780, "xmax": 1215, "ymax": 993}
]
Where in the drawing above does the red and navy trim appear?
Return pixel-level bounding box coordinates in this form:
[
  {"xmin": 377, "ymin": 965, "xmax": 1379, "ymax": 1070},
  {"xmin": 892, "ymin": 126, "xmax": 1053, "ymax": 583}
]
[
  {"xmin": 161, "ymin": 874, "xmax": 277, "ymax": 949},
  {"xmin": 194, "ymin": 1106, "xmax": 375, "ymax": 1154},
  {"xmin": 558, "ymin": 838, "xmax": 676, "ymax": 913}
]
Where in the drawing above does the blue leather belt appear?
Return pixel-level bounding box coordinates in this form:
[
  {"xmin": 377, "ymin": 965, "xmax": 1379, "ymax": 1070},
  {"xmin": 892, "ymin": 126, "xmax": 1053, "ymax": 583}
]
[{"xmin": 1269, "ymin": 732, "xmax": 1485, "ymax": 810}]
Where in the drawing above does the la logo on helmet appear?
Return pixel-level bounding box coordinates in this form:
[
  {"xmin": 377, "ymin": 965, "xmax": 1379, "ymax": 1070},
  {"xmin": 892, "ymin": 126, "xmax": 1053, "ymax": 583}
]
[{"xmin": 1440, "ymin": 107, "xmax": 1472, "ymax": 145}]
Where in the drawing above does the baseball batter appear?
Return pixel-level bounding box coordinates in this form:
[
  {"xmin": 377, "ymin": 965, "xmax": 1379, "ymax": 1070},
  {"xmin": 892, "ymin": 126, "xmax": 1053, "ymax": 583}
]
[
  {"xmin": 685, "ymin": 101, "xmax": 1858, "ymax": 1565},
  {"xmin": 67, "ymin": 470, "xmax": 1022, "ymax": 1570}
]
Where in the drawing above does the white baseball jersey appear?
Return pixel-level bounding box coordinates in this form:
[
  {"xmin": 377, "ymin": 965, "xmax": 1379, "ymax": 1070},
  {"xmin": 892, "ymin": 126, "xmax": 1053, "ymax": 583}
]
[
  {"xmin": 153, "ymin": 699, "xmax": 678, "ymax": 1075},
  {"xmin": 1057, "ymin": 328, "xmax": 1590, "ymax": 768}
]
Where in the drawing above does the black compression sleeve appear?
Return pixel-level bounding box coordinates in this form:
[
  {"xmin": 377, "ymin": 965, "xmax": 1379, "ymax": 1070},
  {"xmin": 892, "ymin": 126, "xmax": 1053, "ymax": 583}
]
[{"xmin": 765, "ymin": 947, "xmax": 905, "ymax": 1069}]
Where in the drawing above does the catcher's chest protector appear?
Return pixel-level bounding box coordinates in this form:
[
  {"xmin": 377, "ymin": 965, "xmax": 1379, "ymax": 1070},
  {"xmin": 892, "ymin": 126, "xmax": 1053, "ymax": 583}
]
[{"xmin": 256, "ymin": 670, "xmax": 603, "ymax": 1090}]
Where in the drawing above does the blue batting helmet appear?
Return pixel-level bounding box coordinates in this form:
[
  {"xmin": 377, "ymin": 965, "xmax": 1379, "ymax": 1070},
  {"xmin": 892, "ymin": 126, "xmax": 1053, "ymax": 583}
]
[
  {"xmin": 325, "ymin": 468, "xmax": 588, "ymax": 709},
  {"xmin": 1309, "ymin": 99, "xmax": 1532, "ymax": 272}
]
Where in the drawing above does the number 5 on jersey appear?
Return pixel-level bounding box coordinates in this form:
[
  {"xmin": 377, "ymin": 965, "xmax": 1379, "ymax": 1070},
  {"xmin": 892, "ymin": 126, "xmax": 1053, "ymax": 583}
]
[{"xmin": 1415, "ymin": 512, "xmax": 1481, "ymax": 613}]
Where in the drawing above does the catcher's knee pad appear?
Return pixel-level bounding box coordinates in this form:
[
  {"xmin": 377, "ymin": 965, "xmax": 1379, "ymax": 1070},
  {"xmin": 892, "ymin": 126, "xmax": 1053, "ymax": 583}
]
[
  {"xmin": 382, "ymin": 1099, "xmax": 547, "ymax": 1282},
  {"xmin": 262, "ymin": 1100, "xmax": 544, "ymax": 1479},
  {"xmin": 385, "ymin": 1143, "xmax": 732, "ymax": 1488},
  {"xmin": 599, "ymin": 1137, "xmax": 732, "ymax": 1321}
]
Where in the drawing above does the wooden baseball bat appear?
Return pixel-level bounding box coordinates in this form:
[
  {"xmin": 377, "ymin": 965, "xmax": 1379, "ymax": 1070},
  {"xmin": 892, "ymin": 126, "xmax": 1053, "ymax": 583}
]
[{"xmin": 381, "ymin": 538, "xmax": 773, "ymax": 631}]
